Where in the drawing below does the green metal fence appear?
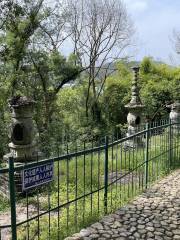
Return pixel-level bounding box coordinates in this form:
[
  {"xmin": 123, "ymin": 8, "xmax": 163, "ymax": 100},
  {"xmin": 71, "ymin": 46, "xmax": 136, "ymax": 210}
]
[{"xmin": 0, "ymin": 119, "xmax": 180, "ymax": 240}]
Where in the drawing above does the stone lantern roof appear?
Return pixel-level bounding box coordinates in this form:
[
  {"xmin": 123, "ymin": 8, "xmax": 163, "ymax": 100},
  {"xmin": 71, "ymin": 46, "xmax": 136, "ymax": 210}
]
[
  {"xmin": 171, "ymin": 101, "xmax": 180, "ymax": 110},
  {"xmin": 9, "ymin": 96, "xmax": 35, "ymax": 108},
  {"xmin": 8, "ymin": 96, "xmax": 35, "ymax": 118},
  {"xmin": 166, "ymin": 101, "xmax": 180, "ymax": 111},
  {"xmin": 125, "ymin": 66, "xmax": 145, "ymax": 110}
]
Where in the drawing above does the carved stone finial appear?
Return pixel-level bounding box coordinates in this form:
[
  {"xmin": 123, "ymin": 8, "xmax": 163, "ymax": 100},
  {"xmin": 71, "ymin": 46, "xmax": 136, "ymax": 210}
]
[
  {"xmin": 132, "ymin": 66, "xmax": 140, "ymax": 75},
  {"xmin": 125, "ymin": 66, "xmax": 144, "ymax": 109},
  {"xmin": 130, "ymin": 66, "xmax": 141, "ymax": 106}
]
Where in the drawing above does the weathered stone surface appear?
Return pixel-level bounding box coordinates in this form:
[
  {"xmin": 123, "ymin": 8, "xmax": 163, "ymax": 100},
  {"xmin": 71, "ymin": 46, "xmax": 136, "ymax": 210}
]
[
  {"xmin": 80, "ymin": 229, "xmax": 91, "ymax": 237},
  {"xmin": 174, "ymin": 235, "xmax": 180, "ymax": 239},
  {"xmin": 66, "ymin": 170, "xmax": 180, "ymax": 240},
  {"xmin": 91, "ymin": 223, "xmax": 104, "ymax": 230}
]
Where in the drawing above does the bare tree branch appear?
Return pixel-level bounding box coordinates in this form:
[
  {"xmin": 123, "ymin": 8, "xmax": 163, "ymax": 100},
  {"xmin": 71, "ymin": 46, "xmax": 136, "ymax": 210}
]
[{"xmin": 66, "ymin": 0, "xmax": 134, "ymax": 119}]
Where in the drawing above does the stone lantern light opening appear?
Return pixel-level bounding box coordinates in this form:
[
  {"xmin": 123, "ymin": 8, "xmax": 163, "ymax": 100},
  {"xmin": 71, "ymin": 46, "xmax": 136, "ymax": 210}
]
[
  {"xmin": 13, "ymin": 123, "xmax": 23, "ymax": 141},
  {"xmin": 125, "ymin": 66, "xmax": 145, "ymax": 148}
]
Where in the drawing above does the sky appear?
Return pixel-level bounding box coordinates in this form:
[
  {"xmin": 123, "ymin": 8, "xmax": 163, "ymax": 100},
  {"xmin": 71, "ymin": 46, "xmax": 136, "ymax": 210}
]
[{"xmin": 123, "ymin": 0, "xmax": 180, "ymax": 64}]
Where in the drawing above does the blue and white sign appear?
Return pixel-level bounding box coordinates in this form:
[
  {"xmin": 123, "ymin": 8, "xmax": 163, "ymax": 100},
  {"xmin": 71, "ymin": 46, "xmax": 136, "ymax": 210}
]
[{"xmin": 22, "ymin": 161, "xmax": 54, "ymax": 191}]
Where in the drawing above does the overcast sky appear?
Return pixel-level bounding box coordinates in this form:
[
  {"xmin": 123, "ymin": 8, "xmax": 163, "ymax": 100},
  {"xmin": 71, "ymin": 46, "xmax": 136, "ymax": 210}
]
[{"xmin": 124, "ymin": 0, "xmax": 180, "ymax": 64}]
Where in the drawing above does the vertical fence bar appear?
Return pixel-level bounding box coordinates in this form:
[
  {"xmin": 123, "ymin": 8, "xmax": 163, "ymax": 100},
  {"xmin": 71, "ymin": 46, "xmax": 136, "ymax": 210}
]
[
  {"xmin": 104, "ymin": 136, "xmax": 109, "ymax": 214},
  {"xmin": 83, "ymin": 141, "xmax": 86, "ymax": 224},
  {"xmin": 66, "ymin": 144, "xmax": 69, "ymax": 235},
  {"xmin": 178, "ymin": 122, "xmax": 180, "ymax": 166},
  {"xmin": 97, "ymin": 139, "xmax": 100, "ymax": 216},
  {"xmin": 145, "ymin": 122, "xmax": 149, "ymax": 189},
  {"xmin": 169, "ymin": 119, "xmax": 173, "ymax": 170},
  {"xmin": 9, "ymin": 157, "xmax": 17, "ymax": 240}
]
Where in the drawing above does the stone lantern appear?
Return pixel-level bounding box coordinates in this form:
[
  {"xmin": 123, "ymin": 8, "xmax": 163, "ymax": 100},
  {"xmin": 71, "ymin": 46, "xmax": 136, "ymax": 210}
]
[
  {"xmin": 3, "ymin": 96, "xmax": 37, "ymax": 164},
  {"xmin": 167, "ymin": 101, "xmax": 180, "ymax": 134},
  {"xmin": 125, "ymin": 66, "xmax": 145, "ymax": 147},
  {"xmin": 1, "ymin": 96, "xmax": 43, "ymax": 196}
]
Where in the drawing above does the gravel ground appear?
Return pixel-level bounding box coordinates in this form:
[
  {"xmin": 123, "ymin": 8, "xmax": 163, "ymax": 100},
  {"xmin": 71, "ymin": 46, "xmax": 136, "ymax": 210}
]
[{"xmin": 0, "ymin": 204, "xmax": 45, "ymax": 240}]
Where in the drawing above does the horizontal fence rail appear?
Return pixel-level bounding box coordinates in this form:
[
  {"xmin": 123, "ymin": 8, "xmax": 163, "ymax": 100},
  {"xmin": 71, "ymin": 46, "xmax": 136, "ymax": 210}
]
[{"xmin": 0, "ymin": 120, "xmax": 180, "ymax": 240}]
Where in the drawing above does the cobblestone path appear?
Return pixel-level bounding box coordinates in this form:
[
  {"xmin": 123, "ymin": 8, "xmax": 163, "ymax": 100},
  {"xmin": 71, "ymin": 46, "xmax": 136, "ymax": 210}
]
[{"xmin": 65, "ymin": 169, "xmax": 180, "ymax": 240}]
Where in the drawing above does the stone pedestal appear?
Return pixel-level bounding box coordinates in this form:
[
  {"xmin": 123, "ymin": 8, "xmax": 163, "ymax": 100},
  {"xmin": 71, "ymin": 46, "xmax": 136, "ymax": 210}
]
[{"xmin": 125, "ymin": 67, "xmax": 145, "ymax": 148}]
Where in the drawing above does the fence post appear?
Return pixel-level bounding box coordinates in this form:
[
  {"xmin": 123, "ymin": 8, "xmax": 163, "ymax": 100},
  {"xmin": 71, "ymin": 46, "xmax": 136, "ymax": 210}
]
[
  {"xmin": 169, "ymin": 119, "xmax": 173, "ymax": 170},
  {"xmin": 145, "ymin": 122, "xmax": 149, "ymax": 189},
  {"xmin": 9, "ymin": 157, "xmax": 17, "ymax": 240},
  {"xmin": 104, "ymin": 136, "xmax": 109, "ymax": 214}
]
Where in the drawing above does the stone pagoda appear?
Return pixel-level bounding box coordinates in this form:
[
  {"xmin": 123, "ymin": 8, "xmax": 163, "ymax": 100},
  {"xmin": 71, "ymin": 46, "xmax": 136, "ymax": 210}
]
[{"xmin": 125, "ymin": 66, "xmax": 145, "ymax": 147}]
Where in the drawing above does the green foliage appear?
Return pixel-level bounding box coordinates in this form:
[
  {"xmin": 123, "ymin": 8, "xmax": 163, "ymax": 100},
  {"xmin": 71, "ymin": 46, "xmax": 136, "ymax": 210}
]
[
  {"xmin": 0, "ymin": 0, "xmax": 81, "ymax": 158},
  {"xmin": 140, "ymin": 57, "xmax": 154, "ymax": 74},
  {"xmin": 102, "ymin": 61, "xmax": 132, "ymax": 131},
  {"xmin": 140, "ymin": 57, "xmax": 179, "ymax": 119},
  {"xmin": 0, "ymin": 195, "xmax": 9, "ymax": 212}
]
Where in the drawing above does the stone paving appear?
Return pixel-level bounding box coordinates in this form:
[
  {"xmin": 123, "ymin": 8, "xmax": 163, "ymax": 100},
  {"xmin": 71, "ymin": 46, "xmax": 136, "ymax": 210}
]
[{"xmin": 65, "ymin": 169, "xmax": 180, "ymax": 240}]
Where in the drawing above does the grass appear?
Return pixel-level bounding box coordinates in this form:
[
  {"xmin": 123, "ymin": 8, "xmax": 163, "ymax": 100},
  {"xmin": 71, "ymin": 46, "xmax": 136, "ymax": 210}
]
[
  {"xmin": 0, "ymin": 195, "xmax": 9, "ymax": 212},
  {"xmin": 1, "ymin": 129, "xmax": 180, "ymax": 239}
]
